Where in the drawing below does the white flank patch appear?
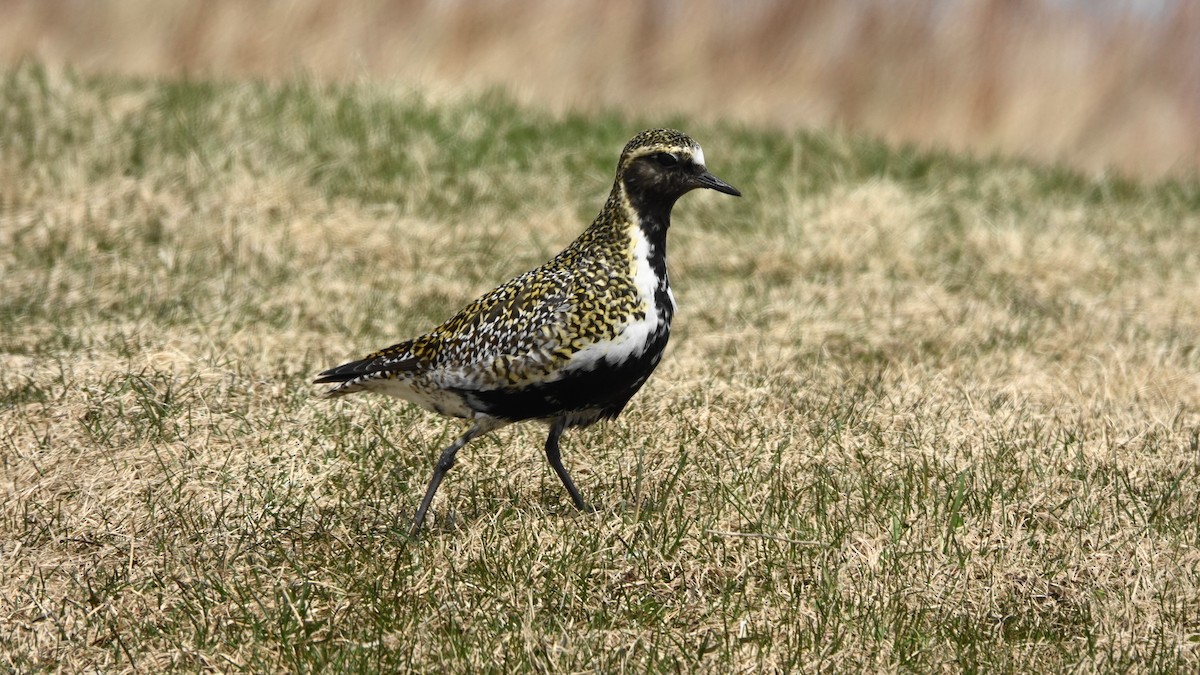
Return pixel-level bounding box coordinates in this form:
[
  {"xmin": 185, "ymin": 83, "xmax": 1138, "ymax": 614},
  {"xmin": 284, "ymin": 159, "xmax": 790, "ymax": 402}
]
[{"xmin": 566, "ymin": 223, "xmax": 663, "ymax": 370}]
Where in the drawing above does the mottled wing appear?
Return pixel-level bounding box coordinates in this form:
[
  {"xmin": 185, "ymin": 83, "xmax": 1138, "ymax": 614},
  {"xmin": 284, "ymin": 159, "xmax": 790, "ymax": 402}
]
[
  {"xmin": 428, "ymin": 264, "xmax": 581, "ymax": 389},
  {"xmin": 315, "ymin": 261, "xmax": 583, "ymax": 397}
]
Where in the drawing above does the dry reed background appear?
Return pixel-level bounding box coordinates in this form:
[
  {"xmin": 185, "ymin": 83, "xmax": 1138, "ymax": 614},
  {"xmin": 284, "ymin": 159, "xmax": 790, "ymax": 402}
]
[{"xmin": 1, "ymin": 0, "xmax": 1198, "ymax": 178}]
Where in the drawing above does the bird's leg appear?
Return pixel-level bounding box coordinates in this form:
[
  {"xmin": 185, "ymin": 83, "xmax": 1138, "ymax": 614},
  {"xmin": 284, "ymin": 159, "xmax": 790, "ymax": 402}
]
[
  {"xmin": 544, "ymin": 417, "xmax": 589, "ymax": 511},
  {"xmin": 411, "ymin": 422, "xmax": 486, "ymax": 536}
]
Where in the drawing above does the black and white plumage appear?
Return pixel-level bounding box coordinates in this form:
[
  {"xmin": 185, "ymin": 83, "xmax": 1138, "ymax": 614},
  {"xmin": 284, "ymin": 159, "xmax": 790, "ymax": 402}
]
[{"xmin": 315, "ymin": 128, "xmax": 741, "ymax": 534}]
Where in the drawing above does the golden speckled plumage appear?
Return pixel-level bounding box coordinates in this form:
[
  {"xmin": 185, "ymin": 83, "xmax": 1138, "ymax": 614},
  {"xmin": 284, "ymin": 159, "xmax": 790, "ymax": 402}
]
[
  {"xmin": 351, "ymin": 199, "xmax": 644, "ymax": 390},
  {"xmin": 315, "ymin": 128, "xmax": 741, "ymax": 534}
]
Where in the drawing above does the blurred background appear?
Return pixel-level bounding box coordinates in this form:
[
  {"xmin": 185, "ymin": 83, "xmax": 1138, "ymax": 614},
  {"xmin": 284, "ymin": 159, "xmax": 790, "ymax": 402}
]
[{"xmin": 2, "ymin": 0, "xmax": 1196, "ymax": 179}]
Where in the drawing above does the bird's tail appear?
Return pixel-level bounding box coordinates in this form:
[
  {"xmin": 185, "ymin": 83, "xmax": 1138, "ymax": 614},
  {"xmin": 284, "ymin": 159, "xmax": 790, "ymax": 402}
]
[{"xmin": 313, "ymin": 345, "xmax": 421, "ymax": 398}]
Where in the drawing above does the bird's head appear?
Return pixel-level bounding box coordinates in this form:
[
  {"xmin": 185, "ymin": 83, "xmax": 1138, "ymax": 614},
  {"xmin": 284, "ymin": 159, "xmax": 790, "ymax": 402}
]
[{"xmin": 616, "ymin": 129, "xmax": 741, "ymax": 208}]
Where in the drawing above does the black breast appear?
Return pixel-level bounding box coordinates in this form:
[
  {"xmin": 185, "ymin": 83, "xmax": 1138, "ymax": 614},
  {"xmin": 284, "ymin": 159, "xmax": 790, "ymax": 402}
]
[{"xmin": 460, "ymin": 324, "xmax": 670, "ymax": 426}]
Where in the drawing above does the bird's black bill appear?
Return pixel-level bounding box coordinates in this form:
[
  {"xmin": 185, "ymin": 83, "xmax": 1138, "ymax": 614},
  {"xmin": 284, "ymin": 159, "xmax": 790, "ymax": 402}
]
[{"xmin": 696, "ymin": 171, "xmax": 741, "ymax": 197}]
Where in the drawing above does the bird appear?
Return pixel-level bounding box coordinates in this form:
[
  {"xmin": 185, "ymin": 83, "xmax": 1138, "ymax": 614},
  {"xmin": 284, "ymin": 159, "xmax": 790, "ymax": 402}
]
[{"xmin": 315, "ymin": 128, "xmax": 741, "ymax": 535}]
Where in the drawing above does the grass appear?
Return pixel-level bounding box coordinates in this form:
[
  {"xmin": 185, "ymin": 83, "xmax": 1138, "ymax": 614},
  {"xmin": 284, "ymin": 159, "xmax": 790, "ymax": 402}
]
[{"xmin": 2, "ymin": 62, "xmax": 1200, "ymax": 671}]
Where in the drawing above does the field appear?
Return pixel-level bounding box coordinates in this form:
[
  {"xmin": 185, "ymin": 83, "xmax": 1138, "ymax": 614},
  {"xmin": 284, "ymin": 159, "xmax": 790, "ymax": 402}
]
[{"xmin": 2, "ymin": 63, "xmax": 1200, "ymax": 670}]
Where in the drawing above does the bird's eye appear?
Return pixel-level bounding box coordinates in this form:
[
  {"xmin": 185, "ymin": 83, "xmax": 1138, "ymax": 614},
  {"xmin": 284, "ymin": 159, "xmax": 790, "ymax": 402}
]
[{"xmin": 655, "ymin": 152, "xmax": 679, "ymax": 167}]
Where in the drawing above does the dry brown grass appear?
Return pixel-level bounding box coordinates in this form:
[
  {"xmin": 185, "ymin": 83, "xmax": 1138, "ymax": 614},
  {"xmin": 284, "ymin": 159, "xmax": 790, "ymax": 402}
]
[
  {"xmin": 1, "ymin": 0, "xmax": 1198, "ymax": 178},
  {"xmin": 1, "ymin": 64, "xmax": 1199, "ymax": 670}
]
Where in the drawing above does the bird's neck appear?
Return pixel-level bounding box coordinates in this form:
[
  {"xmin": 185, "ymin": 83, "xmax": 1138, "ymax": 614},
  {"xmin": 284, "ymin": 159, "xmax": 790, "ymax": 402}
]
[
  {"xmin": 619, "ymin": 182, "xmax": 676, "ymax": 242},
  {"xmin": 603, "ymin": 184, "xmax": 672, "ymax": 252},
  {"xmin": 567, "ymin": 185, "xmax": 676, "ymax": 330},
  {"xmin": 611, "ymin": 186, "xmax": 673, "ymax": 320},
  {"xmin": 574, "ymin": 186, "xmax": 672, "ymax": 282}
]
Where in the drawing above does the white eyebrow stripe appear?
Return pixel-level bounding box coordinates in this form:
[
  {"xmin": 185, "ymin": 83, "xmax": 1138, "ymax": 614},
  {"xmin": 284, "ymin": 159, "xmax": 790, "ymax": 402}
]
[{"xmin": 693, "ymin": 146, "xmax": 706, "ymax": 168}]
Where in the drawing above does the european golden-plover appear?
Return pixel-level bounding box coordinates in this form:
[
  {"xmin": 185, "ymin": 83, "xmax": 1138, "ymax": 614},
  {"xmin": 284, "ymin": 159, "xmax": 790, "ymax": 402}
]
[{"xmin": 315, "ymin": 128, "xmax": 740, "ymax": 534}]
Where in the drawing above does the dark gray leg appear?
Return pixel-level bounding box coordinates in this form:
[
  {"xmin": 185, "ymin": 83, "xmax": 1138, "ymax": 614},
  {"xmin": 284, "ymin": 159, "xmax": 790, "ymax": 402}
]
[
  {"xmin": 411, "ymin": 423, "xmax": 486, "ymax": 536},
  {"xmin": 545, "ymin": 417, "xmax": 588, "ymax": 511}
]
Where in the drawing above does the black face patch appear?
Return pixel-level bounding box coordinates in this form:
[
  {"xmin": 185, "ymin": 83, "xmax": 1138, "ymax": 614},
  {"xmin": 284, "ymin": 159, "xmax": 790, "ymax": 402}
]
[{"xmin": 622, "ymin": 152, "xmax": 698, "ymax": 211}]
